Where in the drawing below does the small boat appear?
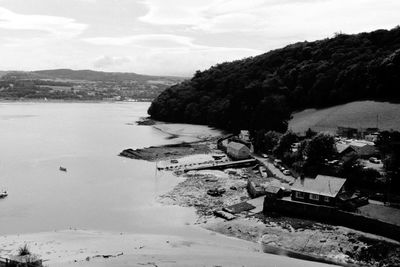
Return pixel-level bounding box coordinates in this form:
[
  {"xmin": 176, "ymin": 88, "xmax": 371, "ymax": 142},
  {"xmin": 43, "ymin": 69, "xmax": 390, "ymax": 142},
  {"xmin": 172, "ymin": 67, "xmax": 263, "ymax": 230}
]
[
  {"xmin": 0, "ymin": 190, "xmax": 8, "ymax": 198},
  {"xmin": 59, "ymin": 166, "xmax": 67, "ymax": 172}
]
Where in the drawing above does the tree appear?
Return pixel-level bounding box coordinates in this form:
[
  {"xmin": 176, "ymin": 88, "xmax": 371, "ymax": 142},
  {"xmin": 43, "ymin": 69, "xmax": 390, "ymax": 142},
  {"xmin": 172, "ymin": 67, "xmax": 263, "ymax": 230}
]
[
  {"xmin": 274, "ymin": 131, "xmax": 298, "ymax": 157},
  {"xmin": 252, "ymin": 130, "xmax": 281, "ymax": 153},
  {"xmin": 305, "ymin": 128, "xmax": 317, "ymax": 139},
  {"xmin": 305, "ymin": 133, "xmax": 336, "ymax": 165}
]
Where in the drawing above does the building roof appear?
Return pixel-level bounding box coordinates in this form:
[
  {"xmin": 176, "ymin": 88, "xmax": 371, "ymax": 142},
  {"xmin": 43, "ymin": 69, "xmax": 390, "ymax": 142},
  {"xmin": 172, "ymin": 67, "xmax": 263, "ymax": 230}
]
[
  {"xmin": 291, "ymin": 175, "xmax": 347, "ymax": 198},
  {"xmin": 264, "ymin": 185, "xmax": 283, "ymax": 194},
  {"xmin": 335, "ymin": 139, "xmax": 375, "ymax": 154},
  {"xmin": 336, "ymin": 143, "xmax": 352, "ymax": 154},
  {"xmin": 352, "ymin": 144, "xmax": 378, "ymax": 157},
  {"xmin": 227, "ymin": 141, "xmax": 249, "ymax": 151}
]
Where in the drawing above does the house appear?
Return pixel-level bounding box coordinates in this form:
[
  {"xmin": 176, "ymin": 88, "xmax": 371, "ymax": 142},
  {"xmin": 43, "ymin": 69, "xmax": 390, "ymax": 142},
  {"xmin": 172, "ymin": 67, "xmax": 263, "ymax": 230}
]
[
  {"xmin": 353, "ymin": 144, "xmax": 379, "ymax": 159},
  {"xmin": 239, "ymin": 130, "xmax": 250, "ymax": 142},
  {"xmin": 336, "ymin": 143, "xmax": 379, "ymax": 159},
  {"xmin": 264, "ymin": 185, "xmax": 284, "ymax": 199},
  {"xmin": 365, "ymin": 133, "xmax": 378, "ymax": 143},
  {"xmin": 226, "ymin": 141, "xmax": 251, "ymax": 160},
  {"xmin": 337, "ymin": 127, "xmax": 358, "ymax": 138},
  {"xmin": 291, "ymin": 175, "xmax": 347, "ymax": 206}
]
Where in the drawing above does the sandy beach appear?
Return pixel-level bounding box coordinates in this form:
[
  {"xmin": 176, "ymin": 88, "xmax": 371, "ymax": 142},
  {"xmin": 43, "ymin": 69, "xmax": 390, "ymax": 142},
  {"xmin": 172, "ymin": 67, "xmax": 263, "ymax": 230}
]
[{"xmin": 0, "ymin": 228, "xmax": 331, "ymax": 267}]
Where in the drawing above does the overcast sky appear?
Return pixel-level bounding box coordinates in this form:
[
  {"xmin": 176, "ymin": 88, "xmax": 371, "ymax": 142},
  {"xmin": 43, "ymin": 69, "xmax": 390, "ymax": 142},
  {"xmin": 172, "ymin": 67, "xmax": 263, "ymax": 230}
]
[{"xmin": 0, "ymin": 0, "xmax": 399, "ymax": 76}]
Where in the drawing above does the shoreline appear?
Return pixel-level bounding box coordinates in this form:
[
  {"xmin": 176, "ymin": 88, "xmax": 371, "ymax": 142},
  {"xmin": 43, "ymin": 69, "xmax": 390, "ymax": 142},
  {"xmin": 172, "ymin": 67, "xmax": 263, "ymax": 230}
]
[
  {"xmin": 141, "ymin": 123, "xmax": 400, "ymax": 267},
  {"xmin": 1, "ymin": 121, "xmax": 398, "ymax": 266}
]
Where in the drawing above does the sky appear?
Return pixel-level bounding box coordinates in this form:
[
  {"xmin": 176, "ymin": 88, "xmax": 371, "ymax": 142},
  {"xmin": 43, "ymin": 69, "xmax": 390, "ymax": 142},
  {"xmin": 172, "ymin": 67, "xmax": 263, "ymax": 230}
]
[{"xmin": 0, "ymin": 0, "xmax": 399, "ymax": 76}]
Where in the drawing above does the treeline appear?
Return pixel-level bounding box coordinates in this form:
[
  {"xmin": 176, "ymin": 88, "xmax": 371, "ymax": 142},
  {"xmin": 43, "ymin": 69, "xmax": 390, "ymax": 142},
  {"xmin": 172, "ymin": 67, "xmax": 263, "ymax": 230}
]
[{"xmin": 149, "ymin": 27, "xmax": 400, "ymax": 132}]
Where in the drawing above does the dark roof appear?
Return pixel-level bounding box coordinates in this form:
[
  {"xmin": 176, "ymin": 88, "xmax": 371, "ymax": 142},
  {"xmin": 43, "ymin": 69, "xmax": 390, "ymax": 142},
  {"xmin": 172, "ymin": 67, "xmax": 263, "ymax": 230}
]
[
  {"xmin": 352, "ymin": 145, "xmax": 378, "ymax": 156},
  {"xmin": 291, "ymin": 175, "xmax": 347, "ymax": 198},
  {"xmin": 227, "ymin": 141, "xmax": 249, "ymax": 151},
  {"xmin": 223, "ymin": 202, "xmax": 255, "ymax": 214},
  {"xmin": 264, "ymin": 185, "xmax": 283, "ymax": 194}
]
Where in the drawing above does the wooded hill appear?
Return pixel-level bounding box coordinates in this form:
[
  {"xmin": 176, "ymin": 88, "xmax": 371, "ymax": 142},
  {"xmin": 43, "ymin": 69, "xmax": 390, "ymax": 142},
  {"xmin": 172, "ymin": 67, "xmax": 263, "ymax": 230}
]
[
  {"xmin": 148, "ymin": 27, "xmax": 400, "ymax": 132},
  {"xmin": 1, "ymin": 69, "xmax": 183, "ymax": 83}
]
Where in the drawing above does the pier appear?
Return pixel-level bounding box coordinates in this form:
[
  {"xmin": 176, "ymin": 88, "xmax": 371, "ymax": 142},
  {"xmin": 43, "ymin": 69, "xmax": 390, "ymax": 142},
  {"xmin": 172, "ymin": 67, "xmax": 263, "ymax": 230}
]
[{"xmin": 183, "ymin": 158, "xmax": 257, "ymax": 172}]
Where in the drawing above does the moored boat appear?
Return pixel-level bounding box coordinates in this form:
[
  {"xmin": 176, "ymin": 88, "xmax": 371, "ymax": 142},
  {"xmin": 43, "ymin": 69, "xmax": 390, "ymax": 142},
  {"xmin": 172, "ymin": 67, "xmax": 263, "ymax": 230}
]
[
  {"xmin": 59, "ymin": 166, "xmax": 67, "ymax": 172},
  {"xmin": 0, "ymin": 190, "xmax": 8, "ymax": 198}
]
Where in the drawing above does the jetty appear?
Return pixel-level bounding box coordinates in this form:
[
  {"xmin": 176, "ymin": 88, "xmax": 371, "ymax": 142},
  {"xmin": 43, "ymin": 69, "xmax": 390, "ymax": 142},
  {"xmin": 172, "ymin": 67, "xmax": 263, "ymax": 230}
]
[{"xmin": 183, "ymin": 158, "xmax": 257, "ymax": 172}]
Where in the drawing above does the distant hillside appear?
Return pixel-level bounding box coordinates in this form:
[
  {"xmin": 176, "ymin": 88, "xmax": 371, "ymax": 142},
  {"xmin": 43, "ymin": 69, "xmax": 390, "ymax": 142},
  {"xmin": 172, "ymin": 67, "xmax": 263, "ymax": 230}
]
[
  {"xmin": 0, "ymin": 69, "xmax": 185, "ymax": 101},
  {"xmin": 289, "ymin": 101, "xmax": 400, "ymax": 134},
  {"xmin": 1, "ymin": 69, "xmax": 184, "ymax": 83},
  {"xmin": 149, "ymin": 27, "xmax": 400, "ymax": 131}
]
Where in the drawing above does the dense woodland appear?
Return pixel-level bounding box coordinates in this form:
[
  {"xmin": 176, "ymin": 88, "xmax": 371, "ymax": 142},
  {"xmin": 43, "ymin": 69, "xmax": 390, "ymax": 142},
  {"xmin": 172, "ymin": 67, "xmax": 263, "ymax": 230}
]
[{"xmin": 148, "ymin": 27, "xmax": 400, "ymax": 132}]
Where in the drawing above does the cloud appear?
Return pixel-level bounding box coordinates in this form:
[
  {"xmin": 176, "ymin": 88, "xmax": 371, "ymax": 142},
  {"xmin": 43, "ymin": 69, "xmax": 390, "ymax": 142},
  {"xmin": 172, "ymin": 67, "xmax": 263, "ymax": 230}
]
[
  {"xmin": 0, "ymin": 7, "xmax": 87, "ymax": 38},
  {"xmin": 84, "ymin": 34, "xmax": 194, "ymax": 47},
  {"xmin": 84, "ymin": 33, "xmax": 262, "ymax": 55},
  {"xmin": 138, "ymin": 0, "xmax": 400, "ymax": 37},
  {"xmin": 93, "ymin": 56, "xmax": 131, "ymax": 68}
]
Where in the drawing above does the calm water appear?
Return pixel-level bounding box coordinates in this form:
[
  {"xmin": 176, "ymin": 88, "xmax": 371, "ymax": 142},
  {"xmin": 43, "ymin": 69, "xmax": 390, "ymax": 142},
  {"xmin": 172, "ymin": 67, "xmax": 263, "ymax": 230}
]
[{"xmin": 0, "ymin": 102, "xmax": 198, "ymax": 235}]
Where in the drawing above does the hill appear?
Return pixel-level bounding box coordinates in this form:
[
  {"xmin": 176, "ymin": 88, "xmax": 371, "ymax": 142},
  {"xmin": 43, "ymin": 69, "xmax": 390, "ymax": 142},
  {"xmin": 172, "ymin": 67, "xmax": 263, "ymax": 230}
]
[
  {"xmin": 0, "ymin": 69, "xmax": 185, "ymax": 101},
  {"xmin": 1, "ymin": 69, "xmax": 183, "ymax": 83},
  {"xmin": 289, "ymin": 101, "xmax": 400, "ymax": 134},
  {"xmin": 148, "ymin": 27, "xmax": 400, "ymax": 132}
]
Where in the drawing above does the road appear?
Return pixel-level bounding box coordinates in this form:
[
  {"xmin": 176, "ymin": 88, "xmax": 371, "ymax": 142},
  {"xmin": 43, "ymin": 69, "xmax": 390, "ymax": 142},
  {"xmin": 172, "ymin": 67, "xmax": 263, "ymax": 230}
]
[{"xmin": 252, "ymin": 155, "xmax": 296, "ymax": 184}]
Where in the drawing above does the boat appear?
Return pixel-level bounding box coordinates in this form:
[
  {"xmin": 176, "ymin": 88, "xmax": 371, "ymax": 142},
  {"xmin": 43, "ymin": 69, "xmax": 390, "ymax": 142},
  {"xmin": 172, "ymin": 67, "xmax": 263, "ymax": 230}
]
[
  {"xmin": 0, "ymin": 190, "xmax": 8, "ymax": 198},
  {"xmin": 59, "ymin": 166, "xmax": 67, "ymax": 172}
]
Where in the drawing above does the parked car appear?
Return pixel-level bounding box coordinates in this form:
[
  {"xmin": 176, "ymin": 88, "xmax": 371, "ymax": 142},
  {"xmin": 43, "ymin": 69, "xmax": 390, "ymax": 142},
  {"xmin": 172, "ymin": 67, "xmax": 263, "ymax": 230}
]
[
  {"xmin": 207, "ymin": 187, "xmax": 226, "ymax": 197},
  {"xmin": 369, "ymin": 157, "xmax": 380, "ymax": 164},
  {"xmin": 273, "ymin": 159, "xmax": 282, "ymax": 167},
  {"xmin": 170, "ymin": 159, "xmax": 178, "ymax": 164},
  {"xmin": 261, "ymin": 154, "xmax": 269, "ymax": 158},
  {"xmin": 283, "ymin": 170, "xmax": 291, "ymax": 176},
  {"xmin": 327, "ymin": 159, "xmax": 339, "ymax": 165}
]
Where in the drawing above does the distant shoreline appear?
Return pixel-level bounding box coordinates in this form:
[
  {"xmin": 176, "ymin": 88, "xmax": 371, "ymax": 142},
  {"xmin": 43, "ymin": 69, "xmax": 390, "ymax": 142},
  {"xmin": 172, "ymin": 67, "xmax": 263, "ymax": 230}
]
[{"xmin": 0, "ymin": 99, "xmax": 152, "ymax": 103}]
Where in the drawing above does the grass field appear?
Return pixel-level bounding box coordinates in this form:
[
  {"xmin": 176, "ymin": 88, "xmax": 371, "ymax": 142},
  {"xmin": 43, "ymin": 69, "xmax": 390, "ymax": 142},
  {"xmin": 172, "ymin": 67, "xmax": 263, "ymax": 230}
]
[{"xmin": 289, "ymin": 101, "xmax": 400, "ymax": 134}]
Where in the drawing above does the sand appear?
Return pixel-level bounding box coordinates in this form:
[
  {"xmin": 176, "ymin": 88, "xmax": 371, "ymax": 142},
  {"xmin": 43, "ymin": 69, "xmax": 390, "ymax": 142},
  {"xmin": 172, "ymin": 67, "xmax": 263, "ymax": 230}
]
[{"xmin": 0, "ymin": 229, "xmax": 331, "ymax": 267}]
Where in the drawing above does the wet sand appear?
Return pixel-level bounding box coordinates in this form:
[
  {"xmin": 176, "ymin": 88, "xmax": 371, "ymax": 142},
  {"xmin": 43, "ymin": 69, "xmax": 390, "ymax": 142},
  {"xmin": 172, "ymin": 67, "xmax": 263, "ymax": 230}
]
[{"xmin": 0, "ymin": 229, "xmax": 331, "ymax": 267}]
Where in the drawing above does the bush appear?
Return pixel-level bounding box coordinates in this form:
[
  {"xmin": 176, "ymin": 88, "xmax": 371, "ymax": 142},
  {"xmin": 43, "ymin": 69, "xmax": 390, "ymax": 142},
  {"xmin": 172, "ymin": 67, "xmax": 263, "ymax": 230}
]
[{"xmin": 18, "ymin": 244, "xmax": 31, "ymax": 256}]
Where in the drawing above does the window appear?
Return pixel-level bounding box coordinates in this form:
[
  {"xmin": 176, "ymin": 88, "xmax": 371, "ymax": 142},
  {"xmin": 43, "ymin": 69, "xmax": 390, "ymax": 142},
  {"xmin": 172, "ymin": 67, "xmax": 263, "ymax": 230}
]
[
  {"xmin": 310, "ymin": 194, "xmax": 320, "ymax": 201},
  {"xmin": 295, "ymin": 191, "xmax": 304, "ymax": 199},
  {"xmin": 324, "ymin": 196, "xmax": 330, "ymax": 202}
]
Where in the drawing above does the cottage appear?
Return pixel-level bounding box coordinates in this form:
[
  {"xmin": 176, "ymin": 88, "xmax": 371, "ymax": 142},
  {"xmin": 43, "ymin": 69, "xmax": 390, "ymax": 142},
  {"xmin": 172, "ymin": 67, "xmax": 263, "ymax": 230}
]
[
  {"xmin": 291, "ymin": 175, "xmax": 347, "ymax": 206},
  {"xmin": 226, "ymin": 141, "xmax": 251, "ymax": 160},
  {"xmin": 264, "ymin": 185, "xmax": 284, "ymax": 199},
  {"xmin": 239, "ymin": 130, "xmax": 250, "ymax": 142}
]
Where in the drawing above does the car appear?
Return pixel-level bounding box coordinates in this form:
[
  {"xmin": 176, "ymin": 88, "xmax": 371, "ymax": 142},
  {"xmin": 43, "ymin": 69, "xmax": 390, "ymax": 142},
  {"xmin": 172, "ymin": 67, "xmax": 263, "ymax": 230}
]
[
  {"xmin": 283, "ymin": 170, "xmax": 291, "ymax": 176},
  {"xmin": 170, "ymin": 159, "xmax": 178, "ymax": 164},
  {"xmin": 280, "ymin": 166, "xmax": 286, "ymax": 171},
  {"xmin": 327, "ymin": 159, "xmax": 339, "ymax": 165},
  {"xmin": 369, "ymin": 157, "xmax": 380, "ymax": 164},
  {"xmin": 261, "ymin": 154, "xmax": 269, "ymax": 158}
]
